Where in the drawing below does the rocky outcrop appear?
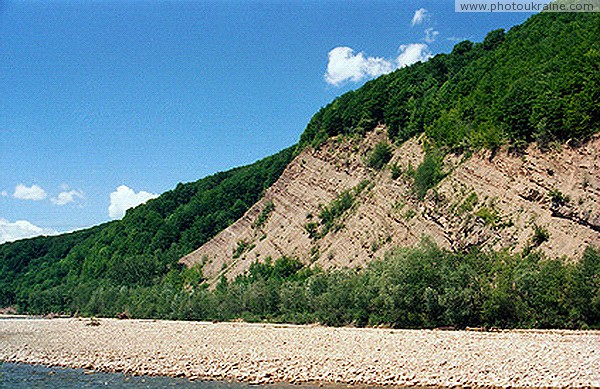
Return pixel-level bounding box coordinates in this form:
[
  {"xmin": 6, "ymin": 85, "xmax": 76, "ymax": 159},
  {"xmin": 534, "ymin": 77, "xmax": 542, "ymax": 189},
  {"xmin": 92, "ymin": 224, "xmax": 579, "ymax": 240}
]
[{"xmin": 180, "ymin": 127, "xmax": 600, "ymax": 283}]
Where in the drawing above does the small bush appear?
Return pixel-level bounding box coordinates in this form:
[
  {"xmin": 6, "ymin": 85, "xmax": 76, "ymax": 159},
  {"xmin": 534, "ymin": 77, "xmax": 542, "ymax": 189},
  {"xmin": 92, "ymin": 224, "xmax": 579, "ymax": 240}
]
[
  {"xmin": 458, "ymin": 193, "xmax": 479, "ymax": 214},
  {"xmin": 366, "ymin": 142, "xmax": 392, "ymax": 170},
  {"xmin": 414, "ymin": 152, "xmax": 445, "ymax": 199},
  {"xmin": 549, "ymin": 189, "xmax": 570, "ymax": 207},
  {"xmin": 475, "ymin": 207, "xmax": 500, "ymax": 227},
  {"xmin": 304, "ymin": 222, "xmax": 319, "ymax": 239},
  {"xmin": 531, "ymin": 224, "xmax": 550, "ymax": 246},
  {"xmin": 307, "ymin": 181, "xmax": 369, "ymax": 240},
  {"xmin": 253, "ymin": 201, "xmax": 275, "ymax": 229},
  {"xmin": 233, "ymin": 239, "xmax": 254, "ymax": 259},
  {"xmin": 405, "ymin": 161, "xmax": 415, "ymax": 178},
  {"xmin": 403, "ymin": 209, "xmax": 417, "ymax": 220},
  {"xmin": 392, "ymin": 199, "xmax": 405, "ymax": 213},
  {"xmin": 390, "ymin": 163, "xmax": 402, "ymax": 180}
]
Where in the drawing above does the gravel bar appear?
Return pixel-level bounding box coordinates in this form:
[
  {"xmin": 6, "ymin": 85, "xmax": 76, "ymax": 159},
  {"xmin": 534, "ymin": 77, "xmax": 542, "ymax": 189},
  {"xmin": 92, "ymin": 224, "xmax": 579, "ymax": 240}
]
[{"xmin": 0, "ymin": 318, "xmax": 598, "ymax": 388}]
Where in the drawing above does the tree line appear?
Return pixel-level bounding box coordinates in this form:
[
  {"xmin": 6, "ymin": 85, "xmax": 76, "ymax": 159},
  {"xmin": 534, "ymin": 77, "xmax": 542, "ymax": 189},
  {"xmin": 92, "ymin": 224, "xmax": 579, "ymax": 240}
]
[
  {"xmin": 23, "ymin": 241, "xmax": 600, "ymax": 330},
  {"xmin": 1, "ymin": 11, "xmax": 598, "ymax": 328}
]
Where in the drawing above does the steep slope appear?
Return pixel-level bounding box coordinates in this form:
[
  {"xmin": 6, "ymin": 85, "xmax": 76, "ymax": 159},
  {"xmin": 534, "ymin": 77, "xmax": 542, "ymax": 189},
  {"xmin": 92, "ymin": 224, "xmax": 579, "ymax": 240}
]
[
  {"xmin": 0, "ymin": 147, "xmax": 294, "ymax": 313},
  {"xmin": 180, "ymin": 127, "xmax": 599, "ymax": 282},
  {"xmin": 181, "ymin": 10, "xmax": 600, "ymax": 282},
  {"xmin": 1, "ymin": 10, "xmax": 598, "ymax": 319}
]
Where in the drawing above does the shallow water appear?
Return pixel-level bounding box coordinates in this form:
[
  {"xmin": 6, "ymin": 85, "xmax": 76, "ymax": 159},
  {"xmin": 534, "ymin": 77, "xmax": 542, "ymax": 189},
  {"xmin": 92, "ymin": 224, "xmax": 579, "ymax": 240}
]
[{"xmin": 0, "ymin": 363, "xmax": 318, "ymax": 389}]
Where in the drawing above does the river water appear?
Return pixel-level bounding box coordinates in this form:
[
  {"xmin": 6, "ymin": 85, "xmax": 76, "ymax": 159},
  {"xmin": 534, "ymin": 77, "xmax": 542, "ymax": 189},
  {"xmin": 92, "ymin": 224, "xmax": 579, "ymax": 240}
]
[{"xmin": 0, "ymin": 363, "xmax": 319, "ymax": 389}]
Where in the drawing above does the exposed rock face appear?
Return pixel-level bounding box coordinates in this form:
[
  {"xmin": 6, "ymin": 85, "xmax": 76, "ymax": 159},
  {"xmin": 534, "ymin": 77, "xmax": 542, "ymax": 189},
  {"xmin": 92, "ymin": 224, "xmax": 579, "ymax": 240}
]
[{"xmin": 180, "ymin": 126, "xmax": 600, "ymax": 283}]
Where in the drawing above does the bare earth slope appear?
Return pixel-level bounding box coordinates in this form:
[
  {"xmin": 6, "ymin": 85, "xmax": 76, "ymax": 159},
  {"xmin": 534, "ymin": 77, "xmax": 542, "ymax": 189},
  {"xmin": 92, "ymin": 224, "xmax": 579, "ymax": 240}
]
[{"xmin": 180, "ymin": 127, "xmax": 600, "ymax": 283}]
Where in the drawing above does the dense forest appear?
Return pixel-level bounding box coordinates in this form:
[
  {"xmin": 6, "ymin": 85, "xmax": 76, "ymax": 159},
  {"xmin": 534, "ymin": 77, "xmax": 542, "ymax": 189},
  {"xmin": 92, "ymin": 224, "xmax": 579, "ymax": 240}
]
[
  {"xmin": 1, "ymin": 11, "xmax": 598, "ymax": 328},
  {"xmin": 0, "ymin": 147, "xmax": 294, "ymax": 313},
  {"xmin": 114, "ymin": 242, "xmax": 599, "ymax": 330},
  {"xmin": 299, "ymin": 12, "xmax": 599, "ymax": 151}
]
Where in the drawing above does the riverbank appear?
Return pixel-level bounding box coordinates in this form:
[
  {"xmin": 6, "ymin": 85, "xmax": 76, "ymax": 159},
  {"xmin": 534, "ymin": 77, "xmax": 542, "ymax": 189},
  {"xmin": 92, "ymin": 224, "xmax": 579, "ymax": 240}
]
[{"xmin": 0, "ymin": 317, "xmax": 598, "ymax": 388}]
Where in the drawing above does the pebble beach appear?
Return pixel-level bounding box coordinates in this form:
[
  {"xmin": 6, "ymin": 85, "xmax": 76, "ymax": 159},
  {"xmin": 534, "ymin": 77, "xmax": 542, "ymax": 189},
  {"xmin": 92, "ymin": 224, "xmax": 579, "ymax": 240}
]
[{"xmin": 0, "ymin": 317, "xmax": 598, "ymax": 388}]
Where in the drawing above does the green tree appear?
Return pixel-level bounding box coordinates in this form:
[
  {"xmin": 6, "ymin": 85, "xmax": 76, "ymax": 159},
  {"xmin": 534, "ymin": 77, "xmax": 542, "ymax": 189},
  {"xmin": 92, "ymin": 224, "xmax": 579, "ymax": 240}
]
[{"xmin": 366, "ymin": 141, "xmax": 393, "ymax": 170}]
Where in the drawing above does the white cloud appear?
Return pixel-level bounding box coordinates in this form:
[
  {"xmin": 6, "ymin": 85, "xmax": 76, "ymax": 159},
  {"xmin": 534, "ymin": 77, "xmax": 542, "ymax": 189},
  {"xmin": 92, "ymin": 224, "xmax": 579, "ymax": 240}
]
[
  {"xmin": 324, "ymin": 47, "xmax": 395, "ymax": 86},
  {"xmin": 397, "ymin": 43, "xmax": 433, "ymax": 68},
  {"xmin": 0, "ymin": 218, "xmax": 58, "ymax": 244},
  {"xmin": 51, "ymin": 189, "xmax": 85, "ymax": 206},
  {"xmin": 108, "ymin": 185, "xmax": 158, "ymax": 219},
  {"xmin": 323, "ymin": 8, "xmax": 438, "ymax": 87},
  {"xmin": 1, "ymin": 191, "xmax": 7, "ymax": 197},
  {"xmin": 411, "ymin": 8, "xmax": 429, "ymax": 26},
  {"xmin": 424, "ymin": 28, "xmax": 439, "ymax": 44},
  {"xmin": 325, "ymin": 43, "xmax": 433, "ymax": 86},
  {"xmin": 13, "ymin": 184, "xmax": 47, "ymax": 201}
]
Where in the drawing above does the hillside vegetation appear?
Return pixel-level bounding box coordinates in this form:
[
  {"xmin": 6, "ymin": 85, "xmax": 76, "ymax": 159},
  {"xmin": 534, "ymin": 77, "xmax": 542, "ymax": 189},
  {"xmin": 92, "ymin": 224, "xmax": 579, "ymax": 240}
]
[
  {"xmin": 178, "ymin": 242, "xmax": 600, "ymax": 329},
  {"xmin": 0, "ymin": 11, "xmax": 598, "ymax": 327},
  {"xmin": 300, "ymin": 12, "xmax": 599, "ymax": 151},
  {"xmin": 0, "ymin": 147, "xmax": 294, "ymax": 313}
]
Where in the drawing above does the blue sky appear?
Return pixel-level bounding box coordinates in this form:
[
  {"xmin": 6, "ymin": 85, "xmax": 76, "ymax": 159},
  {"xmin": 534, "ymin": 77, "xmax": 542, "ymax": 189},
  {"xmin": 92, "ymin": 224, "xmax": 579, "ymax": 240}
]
[{"xmin": 0, "ymin": 0, "xmax": 537, "ymax": 243}]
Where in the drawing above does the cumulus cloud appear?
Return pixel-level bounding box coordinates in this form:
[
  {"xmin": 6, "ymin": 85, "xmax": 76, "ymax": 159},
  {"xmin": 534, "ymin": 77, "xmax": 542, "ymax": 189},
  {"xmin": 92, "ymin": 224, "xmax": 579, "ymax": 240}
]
[
  {"xmin": 108, "ymin": 185, "xmax": 158, "ymax": 219},
  {"xmin": 397, "ymin": 43, "xmax": 433, "ymax": 68},
  {"xmin": 424, "ymin": 27, "xmax": 440, "ymax": 43},
  {"xmin": 411, "ymin": 8, "xmax": 429, "ymax": 26},
  {"xmin": 51, "ymin": 189, "xmax": 85, "ymax": 206},
  {"xmin": 325, "ymin": 43, "xmax": 433, "ymax": 86},
  {"xmin": 324, "ymin": 47, "xmax": 394, "ymax": 86},
  {"xmin": 324, "ymin": 8, "xmax": 438, "ymax": 86},
  {"xmin": 13, "ymin": 184, "xmax": 47, "ymax": 201},
  {"xmin": 0, "ymin": 218, "xmax": 58, "ymax": 244}
]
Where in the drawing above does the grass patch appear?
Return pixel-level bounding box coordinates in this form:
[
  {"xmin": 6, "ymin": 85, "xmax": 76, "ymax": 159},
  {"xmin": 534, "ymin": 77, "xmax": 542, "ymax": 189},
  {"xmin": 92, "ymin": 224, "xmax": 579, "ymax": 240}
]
[
  {"xmin": 305, "ymin": 181, "xmax": 371, "ymax": 240},
  {"xmin": 366, "ymin": 142, "xmax": 393, "ymax": 170},
  {"xmin": 233, "ymin": 239, "xmax": 255, "ymax": 259},
  {"xmin": 458, "ymin": 193, "xmax": 479, "ymax": 214},
  {"xmin": 253, "ymin": 200, "xmax": 275, "ymax": 229}
]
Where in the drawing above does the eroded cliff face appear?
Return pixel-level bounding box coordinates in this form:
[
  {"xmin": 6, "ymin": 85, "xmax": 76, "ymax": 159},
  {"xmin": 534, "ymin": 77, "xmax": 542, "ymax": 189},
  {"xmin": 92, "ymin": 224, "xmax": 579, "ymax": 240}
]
[{"xmin": 180, "ymin": 126, "xmax": 599, "ymax": 283}]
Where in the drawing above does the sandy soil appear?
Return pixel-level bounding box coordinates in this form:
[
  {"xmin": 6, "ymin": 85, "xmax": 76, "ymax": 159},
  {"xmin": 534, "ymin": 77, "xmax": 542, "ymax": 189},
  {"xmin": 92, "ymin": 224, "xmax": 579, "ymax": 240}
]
[
  {"xmin": 0, "ymin": 318, "xmax": 598, "ymax": 388},
  {"xmin": 182, "ymin": 129, "xmax": 600, "ymax": 285}
]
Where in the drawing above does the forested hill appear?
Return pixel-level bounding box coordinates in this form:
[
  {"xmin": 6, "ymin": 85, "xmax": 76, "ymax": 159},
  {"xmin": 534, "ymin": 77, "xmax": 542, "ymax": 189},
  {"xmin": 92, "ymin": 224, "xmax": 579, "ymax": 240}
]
[
  {"xmin": 299, "ymin": 11, "xmax": 599, "ymax": 151},
  {"xmin": 0, "ymin": 147, "xmax": 294, "ymax": 313},
  {"xmin": 0, "ymin": 10, "xmax": 598, "ymax": 321}
]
